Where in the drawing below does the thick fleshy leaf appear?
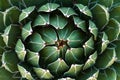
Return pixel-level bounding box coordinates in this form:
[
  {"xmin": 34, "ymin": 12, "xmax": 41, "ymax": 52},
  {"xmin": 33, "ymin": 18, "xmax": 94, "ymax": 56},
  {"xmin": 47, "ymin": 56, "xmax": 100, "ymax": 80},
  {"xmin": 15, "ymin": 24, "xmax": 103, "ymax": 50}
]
[
  {"xmin": 78, "ymin": 68, "xmax": 99, "ymax": 80},
  {"xmin": 2, "ymin": 25, "xmax": 21, "ymax": 47},
  {"xmin": 98, "ymin": 32, "xmax": 109, "ymax": 53},
  {"xmin": 83, "ymin": 51, "xmax": 97, "ymax": 70},
  {"xmin": 57, "ymin": 23, "xmax": 74, "ymax": 40},
  {"xmin": 33, "ymin": 14, "xmax": 50, "ymax": 26},
  {"xmin": 38, "ymin": 3, "xmax": 59, "ymax": 12},
  {"xmin": 104, "ymin": 18, "xmax": 120, "ymax": 41},
  {"xmin": 98, "ymin": 0, "xmax": 113, "ymax": 7},
  {"xmin": 75, "ymin": 4, "xmax": 92, "ymax": 17},
  {"xmin": 1, "ymin": 51, "xmax": 19, "ymax": 73},
  {"xmin": 64, "ymin": 64, "xmax": 83, "ymax": 77},
  {"xmin": 0, "ymin": 35, "xmax": 5, "ymax": 54},
  {"xmin": 50, "ymin": 15, "xmax": 68, "ymax": 29},
  {"xmin": 89, "ymin": 20, "xmax": 98, "ymax": 40},
  {"xmin": 65, "ymin": 48, "xmax": 84, "ymax": 65},
  {"xmin": 47, "ymin": 58, "xmax": 69, "ymax": 74},
  {"xmin": 97, "ymin": 68, "xmax": 116, "ymax": 80},
  {"xmin": 67, "ymin": 30, "xmax": 86, "ymax": 48},
  {"xmin": 15, "ymin": 39, "xmax": 26, "ymax": 61},
  {"xmin": 0, "ymin": 67, "xmax": 17, "ymax": 80},
  {"xmin": 110, "ymin": 40, "xmax": 120, "ymax": 61},
  {"xmin": 83, "ymin": 37, "xmax": 94, "ymax": 56},
  {"xmin": 19, "ymin": 6, "xmax": 35, "ymax": 22},
  {"xmin": 113, "ymin": 62, "xmax": 120, "ymax": 76},
  {"xmin": 40, "ymin": 46, "xmax": 60, "ymax": 65},
  {"xmin": 27, "ymin": 50, "xmax": 39, "ymax": 67},
  {"xmin": 58, "ymin": 7, "xmax": 77, "ymax": 17},
  {"xmin": 4, "ymin": 6, "xmax": 20, "ymax": 26},
  {"xmin": 33, "ymin": 67, "xmax": 54, "ymax": 79},
  {"xmin": 96, "ymin": 48, "xmax": 117, "ymax": 69},
  {"xmin": 91, "ymin": 4, "xmax": 109, "ymax": 29},
  {"xmin": 22, "ymin": 21, "xmax": 33, "ymax": 41},
  {"xmin": 39, "ymin": 27, "xmax": 57, "ymax": 45},
  {"xmin": 0, "ymin": 0, "xmax": 11, "ymax": 11},
  {"xmin": 28, "ymin": 33, "xmax": 45, "ymax": 52},
  {"xmin": 18, "ymin": 65, "xmax": 34, "ymax": 80},
  {"xmin": 73, "ymin": 16, "xmax": 86, "ymax": 32},
  {"xmin": 0, "ymin": 12, "xmax": 5, "ymax": 32},
  {"xmin": 110, "ymin": 5, "xmax": 120, "ymax": 23}
]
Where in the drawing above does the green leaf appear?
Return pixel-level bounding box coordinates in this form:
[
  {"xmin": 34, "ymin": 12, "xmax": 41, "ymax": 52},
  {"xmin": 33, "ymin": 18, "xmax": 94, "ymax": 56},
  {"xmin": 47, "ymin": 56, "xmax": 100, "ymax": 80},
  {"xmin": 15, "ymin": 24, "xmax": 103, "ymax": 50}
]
[
  {"xmin": 75, "ymin": 4, "xmax": 92, "ymax": 17},
  {"xmin": 0, "ymin": 12, "xmax": 5, "ymax": 32},
  {"xmin": 73, "ymin": 16, "xmax": 86, "ymax": 32},
  {"xmin": 98, "ymin": 32, "xmax": 109, "ymax": 53},
  {"xmin": 89, "ymin": 20, "xmax": 98, "ymax": 40},
  {"xmin": 58, "ymin": 77, "xmax": 75, "ymax": 80},
  {"xmin": 113, "ymin": 62, "xmax": 120, "ymax": 76},
  {"xmin": 57, "ymin": 23, "xmax": 74, "ymax": 40},
  {"xmin": 64, "ymin": 64, "xmax": 83, "ymax": 77},
  {"xmin": 47, "ymin": 58, "xmax": 69, "ymax": 74},
  {"xmin": 67, "ymin": 30, "xmax": 86, "ymax": 48},
  {"xmin": 19, "ymin": 6, "xmax": 35, "ymax": 22},
  {"xmin": 104, "ymin": 18, "xmax": 120, "ymax": 41},
  {"xmin": 33, "ymin": 67, "xmax": 53, "ymax": 79},
  {"xmin": 1, "ymin": 51, "xmax": 19, "ymax": 73},
  {"xmin": 27, "ymin": 50, "xmax": 39, "ymax": 67},
  {"xmin": 110, "ymin": 40, "xmax": 120, "ymax": 61},
  {"xmin": 2, "ymin": 25, "xmax": 21, "ymax": 47},
  {"xmin": 83, "ymin": 51, "xmax": 97, "ymax": 70},
  {"xmin": 33, "ymin": 14, "xmax": 50, "ymax": 26},
  {"xmin": 0, "ymin": 67, "xmax": 17, "ymax": 80},
  {"xmin": 0, "ymin": 35, "xmax": 5, "ymax": 54},
  {"xmin": 58, "ymin": 7, "xmax": 77, "ymax": 17},
  {"xmin": 65, "ymin": 48, "xmax": 84, "ymax": 65},
  {"xmin": 15, "ymin": 39, "xmax": 26, "ymax": 61},
  {"xmin": 83, "ymin": 37, "xmax": 94, "ymax": 56},
  {"xmin": 91, "ymin": 4, "xmax": 109, "ymax": 29},
  {"xmin": 40, "ymin": 46, "xmax": 60, "ymax": 65},
  {"xmin": 78, "ymin": 68, "xmax": 99, "ymax": 80},
  {"xmin": 38, "ymin": 3, "xmax": 59, "ymax": 12},
  {"xmin": 96, "ymin": 48, "xmax": 117, "ymax": 69},
  {"xmin": 22, "ymin": 21, "xmax": 33, "ymax": 41},
  {"xmin": 28, "ymin": 33, "xmax": 45, "ymax": 52},
  {"xmin": 98, "ymin": 0, "xmax": 113, "ymax": 7},
  {"xmin": 39, "ymin": 27, "xmax": 57, "ymax": 45},
  {"xmin": 98, "ymin": 68, "xmax": 116, "ymax": 80},
  {"xmin": 110, "ymin": 5, "xmax": 120, "ymax": 23},
  {"xmin": 18, "ymin": 65, "xmax": 34, "ymax": 80},
  {"xmin": 4, "ymin": 6, "xmax": 20, "ymax": 26},
  {"xmin": 50, "ymin": 15, "xmax": 68, "ymax": 29},
  {"xmin": 0, "ymin": 0, "xmax": 11, "ymax": 11}
]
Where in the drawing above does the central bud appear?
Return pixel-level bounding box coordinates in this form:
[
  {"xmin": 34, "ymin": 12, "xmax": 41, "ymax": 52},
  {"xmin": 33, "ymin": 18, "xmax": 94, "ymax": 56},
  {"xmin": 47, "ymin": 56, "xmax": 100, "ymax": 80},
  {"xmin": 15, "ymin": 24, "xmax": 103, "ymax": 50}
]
[{"xmin": 56, "ymin": 40, "xmax": 67, "ymax": 49}]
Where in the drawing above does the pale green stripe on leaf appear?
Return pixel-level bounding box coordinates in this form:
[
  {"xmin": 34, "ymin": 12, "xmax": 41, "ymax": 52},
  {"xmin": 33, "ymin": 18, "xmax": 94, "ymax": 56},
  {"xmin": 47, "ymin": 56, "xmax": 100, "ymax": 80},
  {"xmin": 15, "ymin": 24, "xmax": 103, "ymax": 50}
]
[
  {"xmin": 75, "ymin": 4, "xmax": 92, "ymax": 17},
  {"xmin": 91, "ymin": 4, "xmax": 109, "ymax": 29},
  {"xmin": 58, "ymin": 7, "xmax": 77, "ymax": 17},
  {"xmin": 96, "ymin": 48, "xmax": 117, "ymax": 69},
  {"xmin": 73, "ymin": 16, "xmax": 86, "ymax": 32},
  {"xmin": 58, "ymin": 77, "xmax": 75, "ymax": 80},
  {"xmin": 33, "ymin": 67, "xmax": 54, "ymax": 79},
  {"xmin": 47, "ymin": 58, "xmax": 69, "ymax": 74},
  {"xmin": 38, "ymin": 3, "xmax": 59, "ymax": 12},
  {"xmin": 64, "ymin": 64, "xmax": 83, "ymax": 77},
  {"xmin": 98, "ymin": 68, "xmax": 116, "ymax": 80},
  {"xmin": 50, "ymin": 15, "xmax": 68, "ymax": 29},
  {"xmin": 19, "ymin": 6, "xmax": 35, "ymax": 22},
  {"xmin": 27, "ymin": 50, "xmax": 39, "ymax": 67},
  {"xmin": 18, "ymin": 65, "xmax": 34, "ymax": 80},
  {"xmin": 15, "ymin": 39, "xmax": 26, "ymax": 61},
  {"xmin": 34, "ymin": 14, "xmax": 50, "ymax": 26},
  {"xmin": 22, "ymin": 21, "xmax": 33, "ymax": 41}
]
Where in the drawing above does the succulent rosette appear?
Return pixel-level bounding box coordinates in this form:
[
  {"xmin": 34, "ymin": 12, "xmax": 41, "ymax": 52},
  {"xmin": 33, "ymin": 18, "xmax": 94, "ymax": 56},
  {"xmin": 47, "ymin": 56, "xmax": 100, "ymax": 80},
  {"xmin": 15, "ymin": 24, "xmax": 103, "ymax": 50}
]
[{"xmin": 0, "ymin": 0, "xmax": 120, "ymax": 80}]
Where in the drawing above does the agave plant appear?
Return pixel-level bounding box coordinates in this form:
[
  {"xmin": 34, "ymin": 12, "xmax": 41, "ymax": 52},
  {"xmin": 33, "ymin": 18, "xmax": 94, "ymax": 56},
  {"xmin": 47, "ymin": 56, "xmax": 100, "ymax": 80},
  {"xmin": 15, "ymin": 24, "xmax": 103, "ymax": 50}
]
[{"xmin": 0, "ymin": 0, "xmax": 120, "ymax": 80}]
